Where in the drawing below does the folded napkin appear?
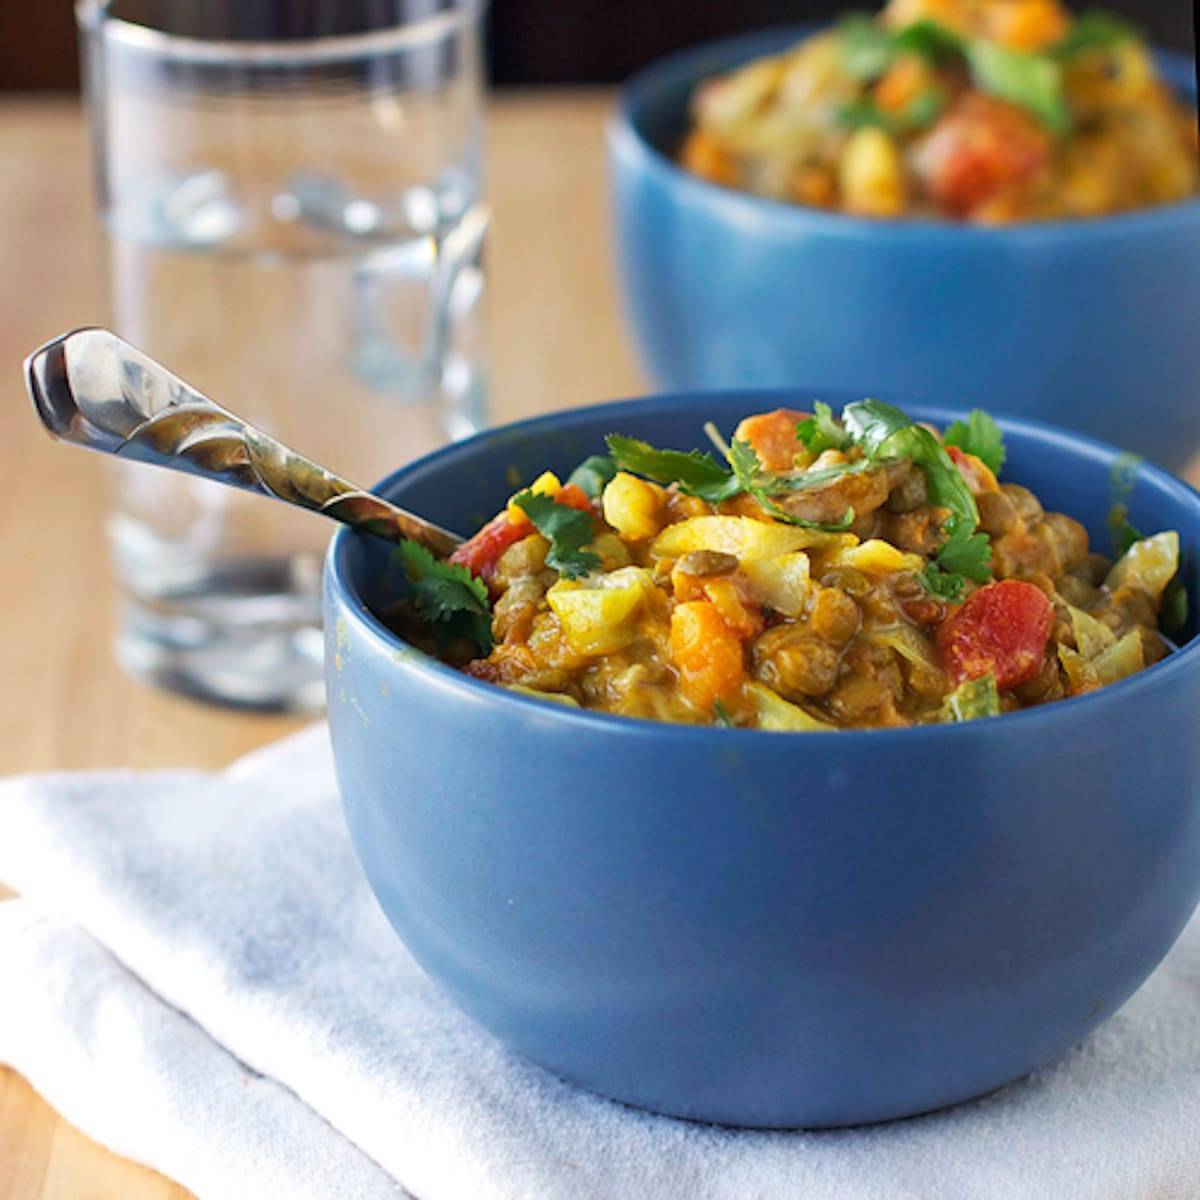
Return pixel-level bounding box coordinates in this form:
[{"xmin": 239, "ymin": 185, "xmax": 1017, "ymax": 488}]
[{"xmin": 1, "ymin": 727, "xmax": 1199, "ymax": 1200}]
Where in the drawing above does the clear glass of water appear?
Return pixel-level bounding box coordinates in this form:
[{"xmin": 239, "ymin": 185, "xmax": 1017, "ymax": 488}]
[{"xmin": 76, "ymin": 0, "xmax": 488, "ymax": 712}]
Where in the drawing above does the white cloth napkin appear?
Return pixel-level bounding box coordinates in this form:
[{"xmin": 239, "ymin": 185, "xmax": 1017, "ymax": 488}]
[{"xmin": 1, "ymin": 726, "xmax": 1199, "ymax": 1200}]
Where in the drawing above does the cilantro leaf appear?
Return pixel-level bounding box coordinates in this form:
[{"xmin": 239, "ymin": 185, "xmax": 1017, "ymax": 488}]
[
  {"xmin": 836, "ymin": 13, "xmax": 898, "ymax": 79},
  {"xmin": 712, "ymin": 698, "xmax": 734, "ymax": 727},
  {"xmin": 513, "ymin": 491, "xmax": 601, "ymax": 580},
  {"xmin": 965, "ymin": 39, "xmax": 1070, "ymax": 135},
  {"xmin": 837, "ymin": 14, "xmax": 964, "ymax": 81},
  {"xmin": 842, "ymin": 399, "xmax": 979, "ymax": 527},
  {"xmin": 922, "ymin": 563, "xmax": 967, "ymax": 602},
  {"xmin": 936, "ymin": 514, "xmax": 993, "ymax": 581},
  {"xmin": 397, "ymin": 540, "xmax": 493, "ymax": 655},
  {"xmin": 923, "ymin": 515, "xmax": 992, "ymax": 600},
  {"xmin": 567, "ymin": 454, "xmax": 617, "ymax": 500},
  {"xmin": 796, "ymin": 401, "xmax": 853, "ymax": 454},
  {"xmin": 893, "ymin": 18, "xmax": 965, "ymax": 59},
  {"xmin": 841, "ymin": 399, "xmax": 992, "ymax": 599},
  {"xmin": 1052, "ymin": 11, "xmax": 1140, "ymax": 59},
  {"xmin": 943, "ymin": 409, "xmax": 1007, "ymax": 475},
  {"xmin": 607, "ymin": 429, "xmax": 855, "ymax": 531},
  {"xmin": 605, "ymin": 434, "xmax": 739, "ymax": 502}
]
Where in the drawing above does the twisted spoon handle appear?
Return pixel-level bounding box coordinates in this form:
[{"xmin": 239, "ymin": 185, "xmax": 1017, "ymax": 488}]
[{"xmin": 24, "ymin": 328, "xmax": 463, "ymax": 557}]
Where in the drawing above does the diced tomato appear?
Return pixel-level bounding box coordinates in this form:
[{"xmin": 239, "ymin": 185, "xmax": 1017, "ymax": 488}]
[
  {"xmin": 733, "ymin": 408, "xmax": 810, "ymax": 471},
  {"xmin": 448, "ymin": 513, "xmax": 528, "ymax": 582},
  {"xmin": 448, "ymin": 483, "xmax": 595, "ymax": 582},
  {"xmin": 914, "ymin": 94, "xmax": 1052, "ymax": 219},
  {"xmin": 936, "ymin": 579, "xmax": 1054, "ymax": 690},
  {"xmin": 553, "ymin": 483, "xmax": 595, "ymax": 515}
]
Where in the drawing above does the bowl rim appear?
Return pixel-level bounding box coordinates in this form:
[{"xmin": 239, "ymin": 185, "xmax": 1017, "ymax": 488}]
[
  {"xmin": 607, "ymin": 21, "xmax": 1200, "ymax": 245},
  {"xmin": 326, "ymin": 391, "xmax": 1200, "ymax": 743}
]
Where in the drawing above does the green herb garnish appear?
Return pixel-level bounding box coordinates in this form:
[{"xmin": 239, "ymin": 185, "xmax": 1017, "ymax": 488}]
[
  {"xmin": 964, "ymin": 40, "xmax": 1070, "ymax": 136},
  {"xmin": 605, "ymin": 434, "xmax": 739, "ymax": 502},
  {"xmin": 834, "ymin": 13, "xmax": 1074, "ymax": 133},
  {"xmin": 842, "ymin": 399, "xmax": 991, "ymax": 598},
  {"xmin": 398, "ymin": 540, "xmax": 493, "ymax": 655},
  {"xmin": 607, "ymin": 430, "xmax": 856, "ymax": 531},
  {"xmin": 567, "ymin": 454, "xmax": 618, "ymax": 500},
  {"xmin": 713, "ymin": 698, "xmax": 735, "ymax": 727},
  {"xmin": 893, "ymin": 18, "xmax": 967, "ymax": 60},
  {"xmin": 512, "ymin": 491, "xmax": 601, "ymax": 580},
  {"xmin": 836, "ymin": 13, "xmax": 899, "ymax": 79},
  {"xmin": 921, "ymin": 514, "xmax": 993, "ymax": 600},
  {"xmin": 843, "ymin": 399, "xmax": 978, "ymax": 524},
  {"xmin": 943, "ymin": 409, "xmax": 1007, "ymax": 475},
  {"xmin": 796, "ymin": 401, "xmax": 853, "ymax": 455}
]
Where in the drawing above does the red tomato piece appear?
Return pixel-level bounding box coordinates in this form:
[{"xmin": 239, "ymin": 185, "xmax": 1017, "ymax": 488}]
[
  {"xmin": 553, "ymin": 483, "xmax": 595, "ymax": 514},
  {"xmin": 448, "ymin": 513, "xmax": 528, "ymax": 582},
  {"xmin": 914, "ymin": 94, "xmax": 1052, "ymax": 219},
  {"xmin": 936, "ymin": 579, "xmax": 1054, "ymax": 690}
]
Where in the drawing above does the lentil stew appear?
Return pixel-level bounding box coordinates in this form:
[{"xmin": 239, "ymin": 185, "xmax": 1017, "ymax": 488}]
[{"xmin": 386, "ymin": 402, "xmax": 1184, "ymax": 730}]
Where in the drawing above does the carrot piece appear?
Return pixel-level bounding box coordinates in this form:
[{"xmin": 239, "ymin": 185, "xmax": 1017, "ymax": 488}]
[
  {"xmin": 553, "ymin": 483, "xmax": 595, "ymax": 515},
  {"xmin": 732, "ymin": 408, "xmax": 810, "ymax": 471},
  {"xmin": 448, "ymin": 514, "xmax": 528, "ymax": 582},
  {"xmin": 670, "ymin": 600, "xmax": 747, "ymax": 712}
]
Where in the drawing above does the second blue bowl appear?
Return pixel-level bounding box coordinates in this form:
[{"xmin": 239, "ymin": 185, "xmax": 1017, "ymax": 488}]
[{"xmin": 608, "ymin": 28, "xmax": 1200, "ymax": 472}]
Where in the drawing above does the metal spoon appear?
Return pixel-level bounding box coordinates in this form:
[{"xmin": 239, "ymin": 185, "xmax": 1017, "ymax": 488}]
[{"xmin": 23, "ymin": 327, "xmax": 463, "ymax": 557}]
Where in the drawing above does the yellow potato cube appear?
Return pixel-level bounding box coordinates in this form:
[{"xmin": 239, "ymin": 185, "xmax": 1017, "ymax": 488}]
[
  {"xmin": 828, "ymin": 539, "xmax": 924, "ymax": 576},
  {"xmin": 601, "ymin": 472, "xmax": 667, "ymax": 542},
  {"xmin": 651, "ymin": 516, "xmax": 847, "ymax": 562},
  {"xmin": 739, "ymin": 553, "xmax": 812, "ymax": 617},
  {"xmin": 839, "ymin": 127, "xmax": 906, "ymax": 218},
  {"xmin": 546, "ymin": 567, "xmax": 655, "ymax": 656},
  {"xmin": 506, "ymin": 470, "xmax": 561, "ymax": 524}
]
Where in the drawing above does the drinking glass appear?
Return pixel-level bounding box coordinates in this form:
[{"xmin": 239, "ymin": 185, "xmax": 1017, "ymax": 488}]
[{"xmin": 77, "ymin": 0, "xmax": 488, "ymax": 712}]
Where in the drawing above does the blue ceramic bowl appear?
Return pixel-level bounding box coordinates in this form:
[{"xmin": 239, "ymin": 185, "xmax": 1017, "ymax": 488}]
[
  {"xmin": 608, "ymin": 28, "xmax": 1200, "ymax": 472},
  {"xmin": 325, "ymin": 391, "xmax": 1200, "ymax": 1128}
]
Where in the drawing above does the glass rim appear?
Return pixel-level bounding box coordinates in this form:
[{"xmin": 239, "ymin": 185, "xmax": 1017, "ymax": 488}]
[{"xmin": 75, "ymin": 0, "xmax": 486, "ymax": 65}]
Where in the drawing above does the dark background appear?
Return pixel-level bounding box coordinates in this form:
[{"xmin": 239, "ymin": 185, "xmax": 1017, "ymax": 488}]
[{"xmin": 1, "ymin": 1, "xmax": 1194, "ymax": 90}]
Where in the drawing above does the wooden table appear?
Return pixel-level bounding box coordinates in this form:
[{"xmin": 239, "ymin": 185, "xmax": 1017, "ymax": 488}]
[{"xmin": 0, "ymin": 90, "xmax": 643, "ymax": 1200}]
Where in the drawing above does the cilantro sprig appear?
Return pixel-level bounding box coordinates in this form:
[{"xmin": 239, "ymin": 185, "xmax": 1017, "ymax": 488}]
[
  {"xmin": 604, "ymin": 435, "xmax": 738, "ymax": 502},
  {"xmin": 398, "ymin": 540, "xmax": 493, "ymax": 655},
  {"xmin": 841, "ymin": 399, "xmax": 991, "ymax": 598},
  {"xmin": 606, "ymin": 430, "xmax": 857, "ymax": 531},
  {"xmin": 796, "ymin": 401, "xmax": 853, "ymax": 455},
  {"xmin": 943, "ymin": 409, "xmax": 1007, "ymax": 475},
  {"xmin": 512, "ymin": 491, "xmax": 601, "ymax": 579},
  {"xmin": 567, "ymin": 454, "xmax": 618, "ymax": 500},
  {"xmin": 834, "ymin": 10, "xmax": 1140, "ymax": 136}
]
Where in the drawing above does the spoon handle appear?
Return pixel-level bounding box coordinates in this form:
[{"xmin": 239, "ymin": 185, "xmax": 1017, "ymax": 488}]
[{"xmin": 24, "ymin": 328, "xmax": 463, "ymax": 556}]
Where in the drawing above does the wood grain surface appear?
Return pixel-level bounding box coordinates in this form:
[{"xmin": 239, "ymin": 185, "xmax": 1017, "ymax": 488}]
[{"xmin": 0, "ymin": 90, "xmax": 642, "ymax": 1200}]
